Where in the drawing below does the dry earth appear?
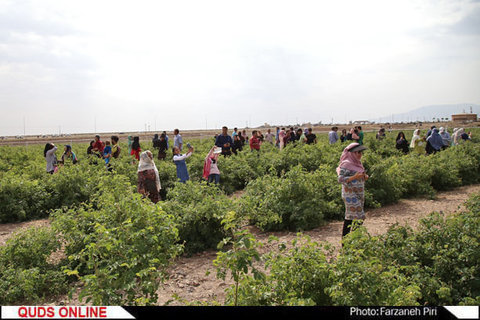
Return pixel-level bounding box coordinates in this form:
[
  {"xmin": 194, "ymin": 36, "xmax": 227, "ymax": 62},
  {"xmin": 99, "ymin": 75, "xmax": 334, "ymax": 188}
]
[
  {"xmin": 1, "ymin": 184, "xmax": 479, "ymax": 305},
  {"xmin": 3, "ymin": 121, "xmax": 478, "ymax": 147},
  {"xmin": 156, "ymin": 184, "xmax": 480, "ymax": 305}
]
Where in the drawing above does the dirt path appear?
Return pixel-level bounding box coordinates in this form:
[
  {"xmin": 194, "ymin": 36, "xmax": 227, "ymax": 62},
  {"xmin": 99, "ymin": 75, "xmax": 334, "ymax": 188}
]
[
  {"xmin": 0, "ymin": 219, "xmax": 51, "ymax": 246},
  {"xmin": 155, "ymin": 184, "xmax": 480, "ymax": 305},
  {"xmin": 1, "ymin": 184, "xmax": 479, "ymax": 305}
]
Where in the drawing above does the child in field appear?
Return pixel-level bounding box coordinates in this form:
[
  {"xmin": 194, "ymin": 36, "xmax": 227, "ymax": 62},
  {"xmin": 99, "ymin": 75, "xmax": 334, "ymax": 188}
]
[
  {"xmin": 61, "ymin": 145, "xmax": 78, "ymax": 164},
  {"xmin": 203, "ymin": 146, "xmax": 221, "ymax": 184},
  {"xmin": 250, "ymin": 130, "xmax": 261, "ymax": 152},
  {"xmin": 173, "ymin": 145, "xmax": 194, "ymax": 183},
  {"xmin": 103, "ymin": 141, "xmax": 112, "ymax": 165},
  {"xmin": 131, "ymin": 136, "xmax": 141, "ymax": 161}
]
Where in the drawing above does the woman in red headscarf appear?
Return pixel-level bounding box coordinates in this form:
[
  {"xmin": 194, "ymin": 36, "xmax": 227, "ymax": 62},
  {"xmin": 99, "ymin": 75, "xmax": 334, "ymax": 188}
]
[{"xmin": 336, "ymin": 143, "xmax": 369, "ymax": 240}]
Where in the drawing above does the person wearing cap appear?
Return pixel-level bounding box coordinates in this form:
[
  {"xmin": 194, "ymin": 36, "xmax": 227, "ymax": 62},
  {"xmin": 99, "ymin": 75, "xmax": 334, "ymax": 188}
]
[{"xmin": 336, "ymin": 143, "xmax": 369, "ymax": 241}]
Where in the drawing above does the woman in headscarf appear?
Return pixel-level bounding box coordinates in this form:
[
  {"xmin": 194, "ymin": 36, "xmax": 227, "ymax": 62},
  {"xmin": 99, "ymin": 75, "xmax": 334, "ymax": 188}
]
[
  {"xmin": 349, "ymin": 128, "xmax": 360, "ymax": 142},
  {"xmin": 130, "ymin": 136, "xmax": 141, "ymax": 161},
  {"xmin": 152, "ymin": 133, "xmax": 160, "ymax": 149},
  {"xmin": 376, "ymin": 128, "xmax": 386, "ymax": 140},
  {"xmin": 439, "ymin": 127, "xmax": 451, "ymax": 149},
  {"xmin": 395, "ymin": 132, "xmax": 409, "ymax": 154},
  {"xmin": 410, "ymin": 129, "xmax": 425, "ymax": 154},
  {"xmin": 137, "ymin": 150, "xmax": 161, "ymax": 203},
  {"xmin": 44, "ymin": 143, "xmax": 58, "ymax": 174},
  {"xmin": 157, "ymin": 133, "xmax": 168, "ymax": 160},
  {"xmin": 87, "ymin": 140, "xmax": 94, "ymax": 155},
  {"xmin": 232, "ymin": 133, "xmax": 243, "ymax": 155},
  {"xmin": 203, "ymin": 146, "xmax": 221, "ymax": 184},
  {"xmin": 336, "ymin": 143, "xmax": 369, "ymax": 240},
  {"xmin": 340, "ymin": 129, "xmax": 347, "ymax": 143},
  {"xmin": 452, "ymin": 128, "xmax": 460, "ymax": 146},
  {"xmin": 426, "ymin": 128, "xmax": 444, "ymax": 154},
  {"xmin": 111, "ymin": 135, "xmax": 121, "ymax": 158},
  {"xmin": 278, "ymin": 128, "xmax": 286, "ymax": 150},
  {"xmin": 452, "ymin": 128, "xmax": 469, "ymax": 146},
  {"xmin": 127, "ymin": 135, "xmax": 133, "ymax": 155},
  {"xmin": 61, "ymin": 145, "xmax": 78, "ymax": 164}
]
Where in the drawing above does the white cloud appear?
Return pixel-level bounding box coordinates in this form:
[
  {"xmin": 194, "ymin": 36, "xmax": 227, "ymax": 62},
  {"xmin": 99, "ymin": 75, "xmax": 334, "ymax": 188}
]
[{"xmin": 0, "ymin": 0, "xmax": 479, "ymax": 134}]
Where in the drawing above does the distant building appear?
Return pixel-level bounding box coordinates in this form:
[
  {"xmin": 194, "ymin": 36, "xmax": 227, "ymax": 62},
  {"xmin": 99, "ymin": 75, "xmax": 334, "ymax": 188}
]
[
  {"xmin": 353, "ymin": 120, "xmax": 373, "ymax": 125},
  {"xmin": 451, "ymin": 113, "xmax": 477, "ymax": 122}
]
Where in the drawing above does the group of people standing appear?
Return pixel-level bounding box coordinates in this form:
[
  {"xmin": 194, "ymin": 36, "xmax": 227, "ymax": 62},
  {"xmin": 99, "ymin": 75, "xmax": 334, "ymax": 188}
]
[
  {"xmin": 400, "ymin": 126, "xmax": 472, "ymax": 155},
  {"xmin": 44, "ymin": 143, "xmax": 80, "ymax": 174},
  {"xmin": 211, "ymin": 126, "xmax": 318, "ymax": 157},
  {"xmin": 329, "ymin": 126, "xmax": 365, "ymax": 145},
  {"xmin": 87, "ymin": 135, "xmax": 122, "ymax": 166},
  {"xmin": 277, "ymin": 127, "xmax": 317, "ymax": 149},
  {"xmin": 43, "ymin": 125, "xmax": 475, "ymax": 241}
]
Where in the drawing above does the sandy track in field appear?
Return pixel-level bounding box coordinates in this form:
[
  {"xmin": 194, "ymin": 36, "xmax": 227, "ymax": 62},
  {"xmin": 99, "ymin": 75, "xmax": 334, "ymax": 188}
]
[
  {"xmin": 155, "ymin": 184, "xmax": 480, "ymax": 305},
  {"xmin": 1, "ymin": 184, "xmax": 479, "ymax": 305}
]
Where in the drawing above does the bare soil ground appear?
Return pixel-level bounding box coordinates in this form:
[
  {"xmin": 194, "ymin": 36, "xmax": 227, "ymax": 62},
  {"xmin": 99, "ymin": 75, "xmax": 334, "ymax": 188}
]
[
  {"xmin": 1, "ymin": 184, "xmax": 479, "ymax": 305},
  {"xmin": 155, "ymin": 184, "xmax": 480, "ymax": 305},
  {"xmin": 2, "ymin": 121, "xmax": 478, "ymax": 146}
]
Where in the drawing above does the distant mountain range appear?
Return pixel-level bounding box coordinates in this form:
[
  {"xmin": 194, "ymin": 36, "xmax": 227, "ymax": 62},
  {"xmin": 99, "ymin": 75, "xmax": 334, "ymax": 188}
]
[{"xmin": 371, "ymin": 103, "xmax": 480, "ymax": 123}]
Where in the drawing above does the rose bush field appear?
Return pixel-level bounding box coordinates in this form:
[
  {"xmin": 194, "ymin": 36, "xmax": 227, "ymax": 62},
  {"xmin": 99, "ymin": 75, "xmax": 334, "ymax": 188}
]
[{"xmin": 0, "ymin": 128, "xmax": 479, "ymax": 305}]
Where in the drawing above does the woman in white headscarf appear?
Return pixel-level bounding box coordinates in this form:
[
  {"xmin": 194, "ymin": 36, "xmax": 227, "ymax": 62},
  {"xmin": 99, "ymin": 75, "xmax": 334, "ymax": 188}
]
[
  {"xmin": 410, "ymin": 129, "xmax": 425, "ymax": 154},
  {"xmin": 452, "ymin": 128, "xmax": 465, "ymax": 146},
  {"xmin": 439, "ymin": 127, "xmax": 451, "ymax": 148},
  {"xmin": 137, "ymin": 150, "xmax": 161, "ymax": 203}
]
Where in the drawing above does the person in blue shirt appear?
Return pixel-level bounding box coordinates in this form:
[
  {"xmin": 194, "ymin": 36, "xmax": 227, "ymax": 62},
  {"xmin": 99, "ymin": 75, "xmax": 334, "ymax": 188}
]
[
  {"xmin": 215, "ymin": 126, "xmax": 233, "ymax": 157},
  {"xmin": 232, "ymin": 127, "xmax": 238, "ymax": 140},
  {"xmin": 173, "ymin": 129, "xmax": 183, "ymax": 151},
  {"xmin": 103, "ymin": 141, "xmax": 113, "ymax": 171},
  {"xmin": 328, "ymin": 127, "xmax": 339, "ymax": 144},
  {"xmin": 173, "ymin": 145, "xmax": 194, "ymax": 183},
  {"xmin": 103, "ymin": 141, "xmax": 112, "ymax": 164}
]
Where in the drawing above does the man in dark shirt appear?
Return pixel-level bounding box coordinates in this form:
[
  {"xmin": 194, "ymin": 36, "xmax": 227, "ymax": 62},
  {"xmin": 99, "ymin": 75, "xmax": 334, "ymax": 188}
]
[
  {"xmin": 305, "ymin": 128, "xmax": 317, "ymax": 144},
  {"xmin": 295, "ymin": 128, "xmax": 303, "ymax": 142},
  {"xmin": 215, "ymin": 126, "xmax": 233, "ymax": 156}
]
